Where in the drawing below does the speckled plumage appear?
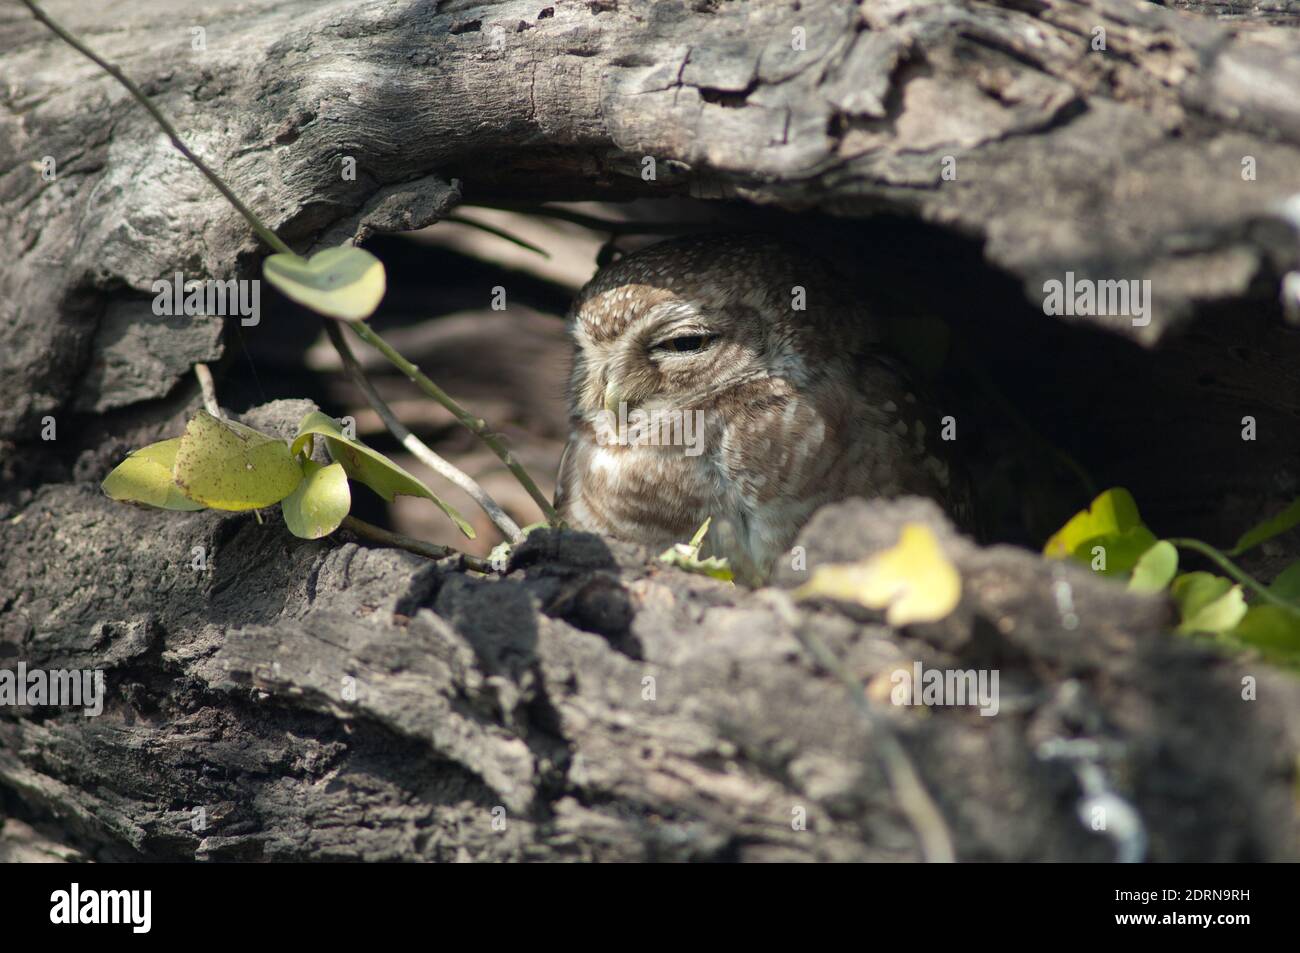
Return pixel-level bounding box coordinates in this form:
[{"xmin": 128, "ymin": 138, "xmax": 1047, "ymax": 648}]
[{"xmin": 555, "ymin": 233, "xmax": 963, "ymax": 583}]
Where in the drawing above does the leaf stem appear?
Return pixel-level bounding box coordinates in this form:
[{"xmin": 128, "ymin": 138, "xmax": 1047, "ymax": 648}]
[
  {"xmin": 324, "ymin": 323, "xmax": 523, "ymax": 542},
  {"xmin": 443, "ymin": 215, "xmax": 550, "ymax": 258},
  {"xmin": 19, "ymin": 0, "xmax": 294, "ymax": 257},
  {"xmin": 1167, "ymin": 537, "xmax": 1297, "ymax": 611},
  {"xmin": 194, "ymin": 363, "xmax": 223, "ymax": 418},
  {"xmin": 345, "ymin": 321, "xmax": 562, "ymax": 526}
]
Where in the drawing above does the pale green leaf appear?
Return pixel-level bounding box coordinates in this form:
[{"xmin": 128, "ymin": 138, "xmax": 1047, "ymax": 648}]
[
  {"xmin": 263, "ymin": 246, "xmax": 386, "ymax": 322},
  {"xmin": 657, "ymin": 517, "xmax": 735, "ymax": 581},
  {"xmin": 1128, "ymin": 540, "xmax": 1178, "ymax": 593},
  {"xmin": 1075, "ymin": 527, "xmax": 1160, "ymax": 576},
  {"xmin": 659, "ymin": 546, "xmax": 735, "ymax": 581},
  {"xmin": 1172, "ymin": 572, "xmax": 1247, "ymax": 634},
  {"xmin": 1231, "ymin": 605, "xmax": 1300, "ymax": 664},
  {"xmin": 1044, "ymin": 488, "xmax": 1157, "ymax": 576},
  {"xmin": 281, "ymin": 460, "xmax": 350, "ymax": 539}
]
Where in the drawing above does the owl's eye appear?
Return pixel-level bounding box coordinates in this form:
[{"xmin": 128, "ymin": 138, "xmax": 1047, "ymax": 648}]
[{"xmin": 654, "ymin": 334, "xmax": 713, "ymax": 354}]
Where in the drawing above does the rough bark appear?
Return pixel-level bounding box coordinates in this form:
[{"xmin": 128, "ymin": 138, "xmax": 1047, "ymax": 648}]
[
  {"xmin": 3, "ymin": 0, "xmax": 1300, "ymax": 861},
  {"xmin": 1, "ymin": 401, "xmax": 1296, "ymax": 862}
]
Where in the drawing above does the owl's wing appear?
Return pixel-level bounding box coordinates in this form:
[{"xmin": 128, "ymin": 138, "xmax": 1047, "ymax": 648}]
[
  {"xmin": 854, "ymin": 352, "xmax": 977, "ymax": 533},
  {"xmin": 715, "ymin": 364, "xmax": 966, "ymax": 557}
]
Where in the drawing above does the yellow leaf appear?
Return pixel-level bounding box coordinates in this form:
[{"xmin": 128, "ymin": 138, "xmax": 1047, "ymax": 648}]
[
  {"xmin": 172, "ymin": 411, "xmax": 303, "ymax": 511},
  {"xmin": 796, "ymin": 523, "xmax": 961, "ymax": 625},
  {"xmin": 102, "ymin": 438, "xmax": 206, "ymax": 511}
]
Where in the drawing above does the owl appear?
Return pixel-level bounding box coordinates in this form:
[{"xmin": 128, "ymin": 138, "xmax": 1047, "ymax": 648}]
[{"xmin": 554, "ymin": 233, "xmax": 965, "ymax": 584}]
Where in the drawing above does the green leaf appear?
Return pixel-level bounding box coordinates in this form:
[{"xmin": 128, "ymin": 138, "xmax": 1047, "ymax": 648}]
[
  {"xmin": 686, "ymin": 516, "xmax": 713, "ymax": 551},
  {"xmin": 1074, "ymin": 527, "xmax": 1159, "ymax": 576},
  {"xmin": 1128, "ymin": 540, "xmax": 1178, "ymax": 593},
  {"xmin": 292, "ymin": 411, "xmax": 474, "ymax": 539},
  {"xmin": 1267, "ymin": 561, "xmax": 1300, "ymax": 603},
  {"xmin": 173, "ymin": 410, "xmax": 303, "ymax": 511},
  {"xmin": 1230, "ymin": 498, "xmax": 1300, "ymax": 556},
  {"xmin": 1171, "ymin": 572, "xmax": 1232, "ymax": 618},
  {"xmin": 281, "ymin": 460, "xmax": 350, "ymax": 539},
  {"xmin": 101, "ymin": 438, "xmax": 206, "ymax": 511},
  {"xmin": 1224, "ymin": 564, "xmax": 1300, "ymax": 666},
  {"xmin": 1172, "ymin": 572, "xmax": 1248, "ymax": 634},
  {"xmin": 1231, "ymin": 605, "xmax": 1300, "ymax": 663},
  {"xmin": 1044, "ymin": 487, "xmax": 1148, "ymax": 562},
  {"xmin": 263, "ymin": 246, "xmax": 386, "ymax": 322}
]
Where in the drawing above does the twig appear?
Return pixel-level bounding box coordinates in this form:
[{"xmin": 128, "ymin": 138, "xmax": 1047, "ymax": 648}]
[
  {"xmin": 469, "ymin": 203, "xmax": 705, "ymax": 237},
  {"xmin": 194, "ymin": 363, "xmax": 222, "ymax": 418},
  {"xmin": 324, "ymin": 323, "xmax": 523, "ymax": 542},
  {"xmin": 443, "ymin": 215, "xmax": 550, "ymax": 258},
  {"xmin": 345, "ymin": 321, "xmax": 562, "ymax": 526},
  {"xmin": 761, "ymin": 590, "xmax": 957, "ymax": 863},
  {"xmin": 341, "ymin": 516, "xmax": 492, "ymax": 572}
]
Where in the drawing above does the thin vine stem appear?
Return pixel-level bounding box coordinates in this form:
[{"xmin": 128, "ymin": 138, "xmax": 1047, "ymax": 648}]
[
  {"xmin": 325, "ymin": 322, "xmax": 524, "ymax": 542},
  {"xmin": 1168, "ymin": 537, "xmax": 1296, "ymax": 611},
  {"xmin": 345, "ymin": 321, "xmax": 562, "ymax": 526}
]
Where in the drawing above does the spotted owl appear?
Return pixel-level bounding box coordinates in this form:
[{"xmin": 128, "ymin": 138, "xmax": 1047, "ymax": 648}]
[{"xmin": 554, "ymin": 233, "xmax": 966, "ymax": 583}]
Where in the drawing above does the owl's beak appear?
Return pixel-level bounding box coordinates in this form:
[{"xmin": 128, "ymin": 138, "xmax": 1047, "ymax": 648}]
[{"xmin": 602, "ymin": 381, "xmax": 622, "ymax": 414}]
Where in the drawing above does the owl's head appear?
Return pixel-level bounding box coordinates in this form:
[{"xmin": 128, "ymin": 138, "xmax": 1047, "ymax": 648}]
[{"xmin": 566, "ymin": 233, "xmax": 872, "ymax": 419}]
